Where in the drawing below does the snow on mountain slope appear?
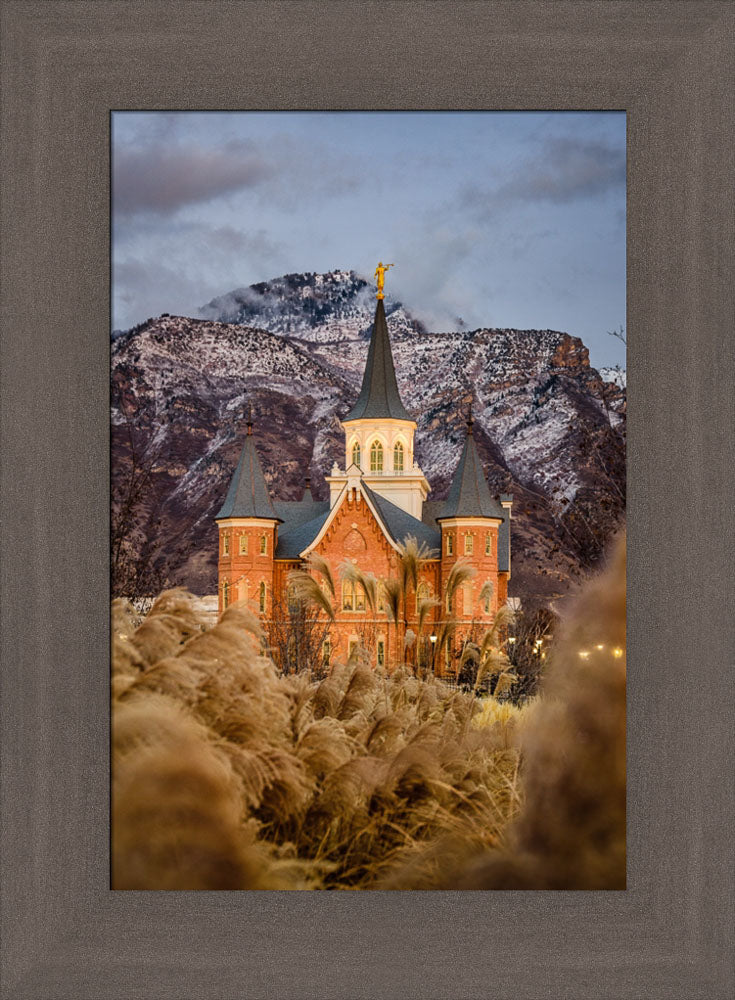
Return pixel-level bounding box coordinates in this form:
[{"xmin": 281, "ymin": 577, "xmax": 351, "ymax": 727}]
[{"xmin": 112, "ymin": 271, "xmax": 626, "ymax": 602}]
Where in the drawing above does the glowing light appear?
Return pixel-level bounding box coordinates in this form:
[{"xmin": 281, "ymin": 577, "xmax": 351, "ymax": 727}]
[
  {"xmin": 578, "ymin": 650, "xmax": 590, "ymax": 659},
  {"xmin": 613, "ymin": 647, "xmax": 624, "ymax": 658},
  {"xmin": 508, "ymin": 637, "xmax": 516, "ymax": 644},
  {"xmin": 596, "ymin": 644, "xmax": 604, "ymax": 650}
]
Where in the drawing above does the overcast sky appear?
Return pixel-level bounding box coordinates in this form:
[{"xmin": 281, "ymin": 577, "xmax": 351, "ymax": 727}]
[{"xmin": 112, "ymin": 111, "xmax": 626, "ymax": 368}]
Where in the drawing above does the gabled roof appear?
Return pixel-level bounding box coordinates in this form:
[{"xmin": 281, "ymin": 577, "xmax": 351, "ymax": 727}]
[
  {"xmin": 362, "ymin": 483, "xmax": 441, "ymax": 553},
  {"xmin": 438, "ymin": 422, "xmax": 505, "ymax": 521},
  {"xmin": 216, "ymin": 420, "xmax": 281, "ymax": 521},
  {"xmin": 343, "ymin": 299, "xmax": 412, "ymax": 422},
  {"xmin": 275, "ymin": 506, "xmax": 331, "ymax": 558}
]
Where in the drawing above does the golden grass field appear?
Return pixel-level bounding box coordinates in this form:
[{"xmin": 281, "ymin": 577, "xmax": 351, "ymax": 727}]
[{"xmin": 112, "ymin": 539, "xmax": 626, "ymax": 890}]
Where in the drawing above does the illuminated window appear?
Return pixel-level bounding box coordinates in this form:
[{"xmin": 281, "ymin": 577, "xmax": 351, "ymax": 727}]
[
  {"xmin": 446, "ymin": 534, "xmax": 453, "ymax": 556},
  {"xmin": 259, "ymin": 581, "xmax": 266, "ymax": 613},
  {"xmin": 239, "ymin": 534, "xmax": 248, "ymax": 555},
  {"xmin": 416, "ymin": 581, "xmax": 429, "ymax": 613},
  {"xmin": 485, "ymin": 532, "xmax": 492, "ymax": 556},
  {"xmin": 260, "ymin": 534, "xmax": 267, "ymax": 555},
  {"xmin": 370, "ymin": 440, "xmax": 383, "ymax": 472},
  {"xmin": 342, "ymin": 580, "xmax": 365, "ymax": 611},
  {"xmin": 351, "ymin": 442, "xmax": 361, "ymax": 468},
  {"xmin": 393, "ymin": 441, "xmax": 404, "ymax": 471},
  {"xmin": 222, "ymin": 581, "xmax": 230, "ymax": 608},
  {"xmin": 377, "ymin": 639, "xmax": 385, "ymax": 667},
  {"xmin": 464, "ymin": 533, "xmax": 474, "ymax": 555},
  {"xmin": 222, "ymin": 532, "xmax": 230, "ymax": 556}
]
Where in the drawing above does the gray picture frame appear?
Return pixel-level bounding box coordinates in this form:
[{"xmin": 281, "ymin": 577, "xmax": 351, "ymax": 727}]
[{"xmin": 1, "ymin": 1, "xmax": 733, "ymax": 997}]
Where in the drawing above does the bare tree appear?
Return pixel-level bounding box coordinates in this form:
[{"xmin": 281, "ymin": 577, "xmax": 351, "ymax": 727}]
[
  {"xmin": 607, "ymin": 324, "xmax": 626, "ymax": 346},
  {"xmin": 266, "ymin": 593, "xmax": 333, "ymax": 679}
]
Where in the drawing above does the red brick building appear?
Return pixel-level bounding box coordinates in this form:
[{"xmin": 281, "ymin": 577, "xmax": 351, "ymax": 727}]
[{"xmin": 216, "ymin": 295, "xmax": 512, "ymax": 674}]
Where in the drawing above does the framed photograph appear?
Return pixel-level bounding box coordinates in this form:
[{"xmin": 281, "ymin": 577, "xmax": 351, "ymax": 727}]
[{"xmin": 2, "ymin": 1, "xmax": 732, "ymax": 997}]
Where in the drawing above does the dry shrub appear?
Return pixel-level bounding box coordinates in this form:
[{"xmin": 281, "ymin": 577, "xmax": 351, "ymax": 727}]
[{"xmin": 112, "ymin": 539, "xmax": 626, "ymax": 891}]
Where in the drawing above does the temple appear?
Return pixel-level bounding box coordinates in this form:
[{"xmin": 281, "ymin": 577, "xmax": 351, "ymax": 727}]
[{"xmin": 215, "ymin": 277, "xmax": 512, "ymax": 674}]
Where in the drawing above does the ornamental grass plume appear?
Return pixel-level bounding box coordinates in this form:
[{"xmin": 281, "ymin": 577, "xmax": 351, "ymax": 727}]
[
  {"xmin": 384, "ymin": 534, "xmax": 627, "ymax": 890},
  {"xmin": 112, "ymin": 595, "xmax": 522, "ymax": 889},
  {"xmin": 112, "ymin": 537, "xmax": 625, "ymax": 891}
]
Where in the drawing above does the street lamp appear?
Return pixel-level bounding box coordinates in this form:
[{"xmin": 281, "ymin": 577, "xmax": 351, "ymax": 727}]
[{"xmin": 429, "ymin": 633, "xmax": 437, "ymax": 673}]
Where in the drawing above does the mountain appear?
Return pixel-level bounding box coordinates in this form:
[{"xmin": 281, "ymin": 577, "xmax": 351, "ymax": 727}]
[
  {"xmin": 112, "ymin": 271, "xmax": 626, "ymax": 606},
  {"xmin": 198, "ymin": 270, "xmax": 425, "ymax": 343}
]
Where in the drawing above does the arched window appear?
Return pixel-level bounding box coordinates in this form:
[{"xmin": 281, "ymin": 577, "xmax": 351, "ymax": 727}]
[
  {"xmin": 322, "ymin": 639, "xmax": 331, "ymax": 667},
  {"xmin": 464, "ymin": 532, "xmax": 474, "ymax": 555},
  {"xmin": 260, "ymin": 534, "xmax": 267, "ymax": 555},
  {"xmin": 351, "ymin": 441, "xmax": 361, "ymax": 469},
  {"xmin": 485, "ymin": 532, "xmax": 492, "ymax": 556},
  {"xmin": 482, "ymin": 581, "xmax": 494, "ymax": 614},
  {"xmin": 393, "ymin": 441, "xmax": 404, "ymax": 471},
  {"xmin": 239, "ymin": 534, "xmax": 248, "ymax": 555},
  {"xmin": 370, "ymin": 440, "xmax": 383, "ymax": 472},
  {"xmin": 287, "ymin": 583, "xmax": 299, "ymax": 613},
  {"xmin": 259, "ymin": 581, "xmax": 266, "ymax": 613},
  {"xmin": 416, "ymin": 581, "xmax": 430, "ymax": 614},
  {"xmin": 222, "ymin": 532, "xmax": 230, "ymax": 556},
  {"xmin": 222, "ymin": 581, "xmax": 230, "ymax": 608},
  {"xmin": 342, "ymin": 580, "xmax": 365, "ymax": 611},
  {"xmin": 446, "ymin": 534, "xmax": 453, "ymax": 556}
]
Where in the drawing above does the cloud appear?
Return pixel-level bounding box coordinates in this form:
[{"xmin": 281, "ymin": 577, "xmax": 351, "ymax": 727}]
[
  {"xmin": 462, "ymin": 136, "xmax": 625, "ymax": 215},
  {"xmin": 113, "ymin": 138, "xmax": 273, "ymax": 217},
  {"xmin": 112, "ymin": 223, "xmax": 286, "ymax": 329}
]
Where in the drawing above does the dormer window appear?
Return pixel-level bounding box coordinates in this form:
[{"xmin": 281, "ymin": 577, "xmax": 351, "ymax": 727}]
[
  {"xmin": 393, "ymin": 441, "xmax": 404, "ymax": 472},
  {"xmin": 370, "ymin": 440, "xmax": 383, "ymax": 472},
  {"xmin": 351, "ymin": 442, "xmax": 361, "ymax": 469},
  {"xmin": 260, "ymin": 534, "xmax": 267, "ymax": 555}
]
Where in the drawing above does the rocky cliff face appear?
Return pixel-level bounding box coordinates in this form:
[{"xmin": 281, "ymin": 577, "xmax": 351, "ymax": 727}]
[{"xmin": 112, "ymin": 271, "xmax": 625, "ymax": 606}]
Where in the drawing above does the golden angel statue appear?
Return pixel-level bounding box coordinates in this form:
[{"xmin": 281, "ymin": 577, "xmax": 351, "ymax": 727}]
[{"xmin": 374, "ymin": 261, "xmax": 394, "ymax": 299}]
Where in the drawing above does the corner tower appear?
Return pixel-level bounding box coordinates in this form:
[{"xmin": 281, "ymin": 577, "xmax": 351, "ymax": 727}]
[
  {"xmin": 215, "ymin": 410, "xmax": 281, "ymax": 614},
  {"xmin": 327, "ymin": 280, "xmax": 430, "ymax": 519},
  {"xmin": 438, "ymin": 410, "xmax": 509, "ymax": 624}
]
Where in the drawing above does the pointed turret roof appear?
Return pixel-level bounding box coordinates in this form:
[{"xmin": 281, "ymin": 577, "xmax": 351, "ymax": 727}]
[
  {"xmin": 438, "ymin": 412, "xmax": 505, "ymax": 520},
  {"xmin": 343, "ymin": 299, "xmax": 411, "ymax": 421},
  {"xmin": 216, "ymin": 410, "xmax": 281, "ymax": 521}
]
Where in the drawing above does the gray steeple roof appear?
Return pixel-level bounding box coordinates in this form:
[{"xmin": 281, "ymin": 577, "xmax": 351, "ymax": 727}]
[
  {"xmin": 343, "ymin": 299, "xmax": 411, "ymax": 422},
  {"xmin": 216, "ymin": 414, "xmax": 280, "ymax": 521},
  {"xmin": 438, "ymin": 417, "xmax": 505, "ymax": 521}
]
